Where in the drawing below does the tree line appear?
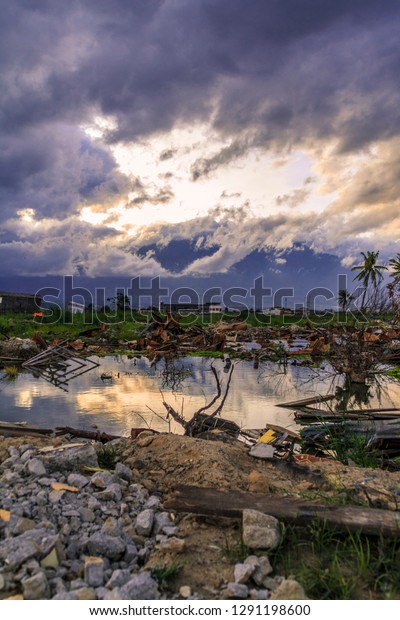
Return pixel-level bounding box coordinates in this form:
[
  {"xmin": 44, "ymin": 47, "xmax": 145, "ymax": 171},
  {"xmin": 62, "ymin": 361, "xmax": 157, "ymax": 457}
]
[{"xmin": 338, "ymin": 251, "xmax": 400, "ymax": 313}]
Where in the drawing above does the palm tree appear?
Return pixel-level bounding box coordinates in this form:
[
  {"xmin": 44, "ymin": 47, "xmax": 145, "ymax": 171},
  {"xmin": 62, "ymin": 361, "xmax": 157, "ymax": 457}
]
[
  {"xmin": 337, "ymin": 289, "xmax": 354, "ymax": 312},
  {"xmin": 389, "ymin": 253, "xmax": 400, "ymax": 284},
  {"xmin": 351, "ymin": 251, "xmax": 387, "ymax": 311}
]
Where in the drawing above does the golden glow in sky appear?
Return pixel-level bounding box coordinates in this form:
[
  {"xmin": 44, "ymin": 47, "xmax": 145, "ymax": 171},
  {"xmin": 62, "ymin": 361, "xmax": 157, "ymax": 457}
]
[{"xmin": 80, "ymin": 120, "xmax": 336, "ymax": 234}]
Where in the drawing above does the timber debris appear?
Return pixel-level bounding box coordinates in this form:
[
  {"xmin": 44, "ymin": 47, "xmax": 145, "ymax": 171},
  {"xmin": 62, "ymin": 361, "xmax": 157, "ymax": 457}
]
[
  {"xmin": 21, "ymin": 341, "xmax": 100, "ymax": 391},
  {"xmin": 165, "ymin": 484, "xmax": 400, "ymax": 538}
]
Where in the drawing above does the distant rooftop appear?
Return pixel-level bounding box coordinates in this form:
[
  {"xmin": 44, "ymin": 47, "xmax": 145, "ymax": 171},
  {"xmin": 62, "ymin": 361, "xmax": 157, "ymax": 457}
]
[{"xmin": 0, "ymin": 291, "xmax": 40, "ymax": 298}]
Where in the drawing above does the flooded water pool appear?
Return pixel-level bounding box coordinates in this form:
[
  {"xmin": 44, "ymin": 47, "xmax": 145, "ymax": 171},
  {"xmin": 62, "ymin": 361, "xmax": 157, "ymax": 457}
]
[{"xmin": 1, "ymin": 355, "xmax": 400, "ymax": 436}]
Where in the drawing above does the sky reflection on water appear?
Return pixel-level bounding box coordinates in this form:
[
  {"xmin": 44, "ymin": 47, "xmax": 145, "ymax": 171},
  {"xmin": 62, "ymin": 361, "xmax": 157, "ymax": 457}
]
[{"xmin": 1, "ymin": 356, "xmax": 400, "ymax": 436}]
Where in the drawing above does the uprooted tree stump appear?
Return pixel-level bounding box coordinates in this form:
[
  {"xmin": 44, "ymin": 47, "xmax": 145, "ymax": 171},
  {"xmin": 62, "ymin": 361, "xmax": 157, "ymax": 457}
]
[{"xmin": 162, "ymin": 363, "xmax": 237, "ymax": 437}]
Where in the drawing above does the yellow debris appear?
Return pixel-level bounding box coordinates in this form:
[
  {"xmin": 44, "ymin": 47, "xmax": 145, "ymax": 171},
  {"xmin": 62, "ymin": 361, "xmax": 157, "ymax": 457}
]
[
  {"xmin": 257, "ymin": 429, "xmax": 277, "ymax": 444},
  {"xmin": 50, "ymin": 482, "xmax": 79, "ymax": 492},
  {"xmin": 0, "ymin": 509, "xmax": 11, "ymax": 522}
]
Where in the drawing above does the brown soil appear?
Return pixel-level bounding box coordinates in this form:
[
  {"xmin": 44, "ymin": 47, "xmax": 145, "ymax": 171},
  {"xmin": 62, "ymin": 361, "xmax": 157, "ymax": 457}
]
[
  {"xmin": 121, "ymin": 432, "xmax": 400, "ymax": 510},
  {"xmin": 144, "ymin": 515, "xmax": 242, "ymax": 598},
  {"xmin": 119, "ymin": 432, "xmax": 400, "ymax": 598},
  {"xmin": 0, "ymin": 435, "xmax": 53, "ymax": 464}
]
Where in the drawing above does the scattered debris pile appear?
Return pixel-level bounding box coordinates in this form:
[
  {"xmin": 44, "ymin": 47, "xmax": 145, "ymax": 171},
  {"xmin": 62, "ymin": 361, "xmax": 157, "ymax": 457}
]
[
  {"xmin": 0, "ymin": 338, "xmax": 40, "ymax": 362},
  {"xmin": 21, "ymin": 341, "xmax": 100, "ymax": 391},
  {"xmin": 134, "ymin": 312, "xmax": 230, "ymax": 357}
]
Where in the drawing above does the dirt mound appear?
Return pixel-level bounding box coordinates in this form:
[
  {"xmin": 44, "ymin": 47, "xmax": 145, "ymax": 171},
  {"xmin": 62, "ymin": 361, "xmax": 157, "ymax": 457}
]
[
  {"xmin": 121, "ymin": 433, "xmax": 400, "ymax": 599},
  {"xmin": 121, "ymin": 432, "xmax": 400, "ymax": 510},
  {"xmin": 122, "ymin": 432, "xmax": 287, "ymax": 494}
]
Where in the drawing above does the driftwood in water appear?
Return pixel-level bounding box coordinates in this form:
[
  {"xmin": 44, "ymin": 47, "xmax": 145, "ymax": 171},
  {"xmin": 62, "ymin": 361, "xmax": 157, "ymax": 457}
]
[
  {"xmin": 162, "ymin": 363, "xmax": 236, "ymax": 437},
  {"xmin": 295, "ymin": 409, "xmax": 400, "ymax": 422},
  {"xmin": 0, "ymin": 357, "xmax": 26, "ymax": 363},
  {"xmin": 55, "ymin": 426, "xmax": 122, "ymax": 443},
  {"xmin": 276, "ymin": 395, "xmax": 335, "ymax": 409},
  {"xmin": 304, "ymin": 406, "xmax": 400, "ymax": 415},
  {"xmin": 0, "ymin": 421, "xmax": 123, "ymax": 442},
  {"xmin": 165, "ymin": 485, "xmax": 400, "ymax": 538},
  {"xmin": 22, "ymin": 342, "xmax": 100, "ymax": 391},
  {"xmin": 0, "ymin": 423, "xmax": 53, "ymax": 438}
]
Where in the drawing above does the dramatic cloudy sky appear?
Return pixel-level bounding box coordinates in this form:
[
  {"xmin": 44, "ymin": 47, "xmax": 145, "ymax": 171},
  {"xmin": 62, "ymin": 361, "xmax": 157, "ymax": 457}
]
[{"xmin": 1, "ymin": 0, "xmax": 400, "ymax": 294}]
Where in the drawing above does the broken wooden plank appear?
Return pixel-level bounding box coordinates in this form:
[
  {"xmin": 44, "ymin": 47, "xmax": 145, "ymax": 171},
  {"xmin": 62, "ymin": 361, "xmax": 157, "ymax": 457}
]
[
  {"xmin": 165, "ymin": 484, "xmax": 400, "ymax": 538},
  {"xmin": 307, "ymin": 406, "xmax": 400, "ymax": 414},
  {"xmin": 0, "ymin": 429, "xmax": 53, "ymax": 439},
  {"xmin": 0, "ymin": 423, "xmax": 53, "ymax": 436},
  {"xmin": 55, "ymin": 426, "xmax": 122, "ymax": 442},
  {"xmin": 0, "ymin": 357, "xmax": 25, "ymax": 363},
  {"xmin": 294, "ymin": 410, "xmax": 400, "ymax": 422},
  {"xmin": 275, "ymin": 395, "xmax": 335, "ymax": 409}
]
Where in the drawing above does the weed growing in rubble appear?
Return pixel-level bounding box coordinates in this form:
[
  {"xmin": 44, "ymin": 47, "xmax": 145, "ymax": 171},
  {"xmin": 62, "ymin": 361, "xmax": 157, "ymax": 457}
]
[
  {"xmin": 222, "ymin": 529, "xmax": 250, "ymax": 563},
  {"xmin": 327, "ymin": 423, "xmax": 383, "ymax": 469},
  {"xmin": 301, "ymin": 417, "xmax": 383, "ymax": 469},
  {"xmin": 151, "ymin": 559, "xmax": 185, "ymax": 586},
  {"xmin": 96, "ymin": 444, "xmax": 121, "ymax": 469}
]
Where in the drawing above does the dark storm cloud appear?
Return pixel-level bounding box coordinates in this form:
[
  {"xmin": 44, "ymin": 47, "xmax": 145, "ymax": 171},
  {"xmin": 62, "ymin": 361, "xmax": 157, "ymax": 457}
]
[
  {"xmin": 190, "ymin": 139, "xmax": 249, "ymax": 180},
  {"xmin": 129, "ymin": 185, "xmax": 174, "ymax": 207},
  {"xmin": 159, "ymin": 148, "xmax": 177, "ymax": 161},
  {"xmin": 5, "ymin": 0, "xmax": 399, "ymax": 147},
  {"xmin": 0, "ymin": 124, "xmax": 132, "ymax": 221},
  {"xmin": 2, "ymin": 0, "xmax": 400, "ymax": 275}
]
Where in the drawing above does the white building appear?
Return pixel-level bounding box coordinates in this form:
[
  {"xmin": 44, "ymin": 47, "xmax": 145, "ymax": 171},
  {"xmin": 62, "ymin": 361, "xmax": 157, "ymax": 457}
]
[
  {"xmin": 203, "ymin": 303, "xmax": 223, "ymax": 314},
  {"xmin": 264, "ymin": 307, "xmax": 282, "ymax": 316},
  {"xmin": 68, "ymin": 300, "xmax": 85, "ymax": 314}
]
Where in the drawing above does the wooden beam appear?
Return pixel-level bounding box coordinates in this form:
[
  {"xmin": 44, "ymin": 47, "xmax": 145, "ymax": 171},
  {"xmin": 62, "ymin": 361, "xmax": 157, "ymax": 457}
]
[
  {"xmin": 55, "ymin": 426, "xmax": 122, "ymax": 442},
  {"xmin": 275, "ymin": 395, "xmax": 335, "ymax": 409},
  {"xmin": 165, "ymin": 485, "xmax": 400, "ymax": 538},
  {"xmin": 0, "ymin": 423, "xmax": 53, "ymax": 436},
  {"xmin": 295, "ymin": 410, "xmax": 400, "ymax": 421}
]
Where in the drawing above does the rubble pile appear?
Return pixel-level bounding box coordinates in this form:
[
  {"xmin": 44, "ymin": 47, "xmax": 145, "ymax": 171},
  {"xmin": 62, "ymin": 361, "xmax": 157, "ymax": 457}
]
[
  {"xmin": 0, "ymin": 438, "xmax": 303, "ymax": 600},
  {"xmin": 0, "ymin": 337, "xmax": 40, "ymax": 360},
  {"xmin": 0, "ymin": 440, "xmax": 167, "ymax": 600}
]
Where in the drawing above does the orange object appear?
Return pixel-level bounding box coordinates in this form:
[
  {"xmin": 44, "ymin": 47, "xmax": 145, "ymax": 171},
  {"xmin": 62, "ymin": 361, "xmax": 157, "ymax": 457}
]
[
  {"xmin": 33, "ymin": 312, "xmax": 43, "ymax": 317},
  {"xmin": 294, "ymin": 454, "xmax": 342, "ymax": 466},
  {"xmin": 51, "ymin": 483, "xmax": 79, "ymax": 493},
  {"xmin": 0, "ymin": 508, "xmax": 11, "ymax": 522}
]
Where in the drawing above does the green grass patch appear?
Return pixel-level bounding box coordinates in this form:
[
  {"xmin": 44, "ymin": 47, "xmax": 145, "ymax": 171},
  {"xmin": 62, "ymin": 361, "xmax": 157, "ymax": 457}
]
[
  {"xmin": 301, "ymin": 420, "xmax": 383, "ymax": 469},
  {"xmin": 385, "ymin": 367, "xmax": 400, "ymax": 379},
  {"xmin": 271, "ymin": 521, "xmax": 400, "ymax": 599},
  {"xmin": 150, "ymin": 559, "xmax": 185, "ymax": 586},
  {"xmin": 0, "ymin": 309, "xmax": 397, "ymax": 343},
  {"xmin": 222, "ymin": 528, "xmax": 250, "ymax": 564},
  {"xmin": 188, "ymin": 350, "xmax": 224, "ymax": 358},
  {"xmin": 3, "ymin": 365, "xmax": 19, "ymax": 379},
  {"xmin": 96, "ymin": 444, "xmax": 121, "ymax": 469}
]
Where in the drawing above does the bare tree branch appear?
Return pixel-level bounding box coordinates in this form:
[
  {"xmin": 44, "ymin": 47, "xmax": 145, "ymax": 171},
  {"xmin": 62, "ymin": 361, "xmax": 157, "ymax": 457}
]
[{"xmin": 195, "ymin": 365, "xmax": 221, "ymax": 415}]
